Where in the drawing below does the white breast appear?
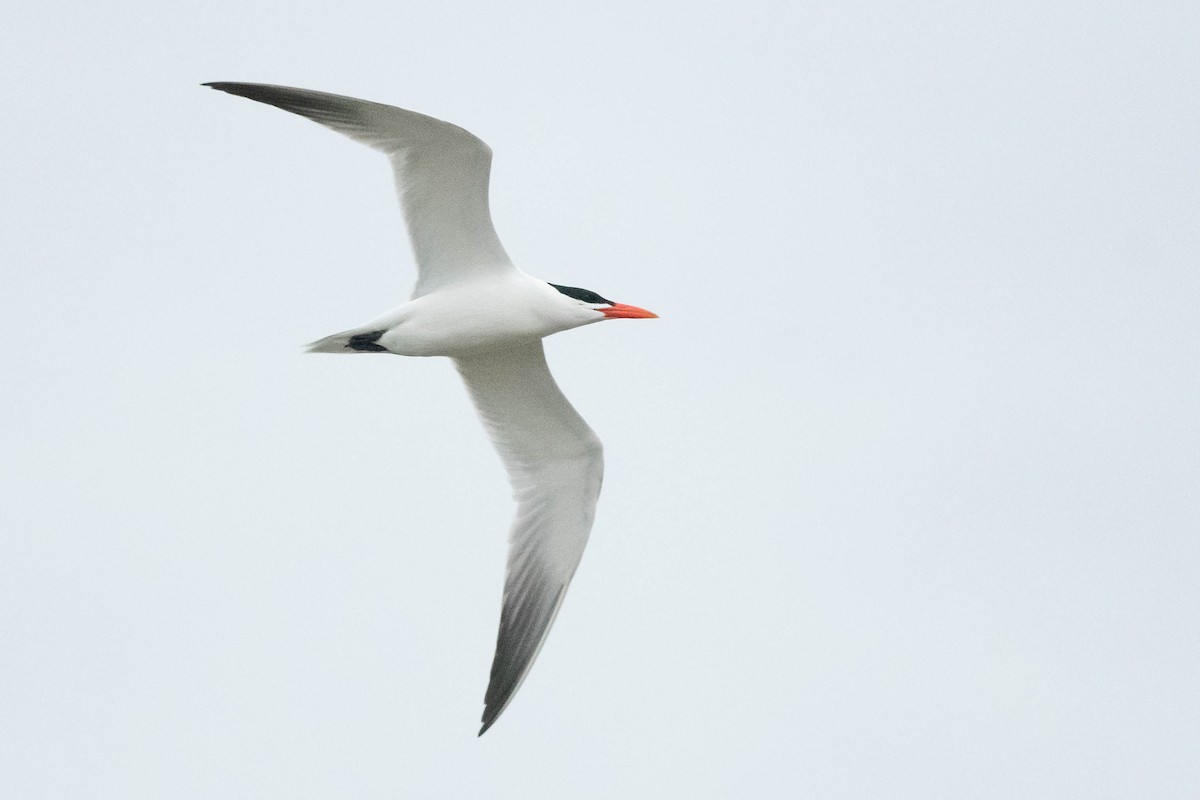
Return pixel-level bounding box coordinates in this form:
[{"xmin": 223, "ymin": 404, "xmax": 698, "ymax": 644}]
[{"xmin": 377, "ymin": 273, "xmax": 598, "ymax": 357}]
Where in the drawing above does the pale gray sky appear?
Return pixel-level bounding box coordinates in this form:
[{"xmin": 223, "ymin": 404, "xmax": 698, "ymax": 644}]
[{"xmin": 2, "ymin": 1, "xmax": 1198, "ymax": 797}]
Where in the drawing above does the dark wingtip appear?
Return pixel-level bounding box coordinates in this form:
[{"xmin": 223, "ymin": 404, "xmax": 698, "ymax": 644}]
[
  {"xmin": 478, "ymin": 701, "xmax": 502, "ymax": 736},
  {"xmin": 203, "ymin": 82, "xmax": 274, "ymax": 101},
  {"xmin": 204, "ymin": 82, "xmax": 259, "ymax": 98}
]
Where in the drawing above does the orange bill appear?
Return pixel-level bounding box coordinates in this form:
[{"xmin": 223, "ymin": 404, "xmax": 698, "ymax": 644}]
[{"xmin": 601, "ymin": 303, "xmax": 658, "ymax": 319}]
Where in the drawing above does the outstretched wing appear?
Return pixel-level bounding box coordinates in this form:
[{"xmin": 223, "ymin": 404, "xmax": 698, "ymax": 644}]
[
  {"xmin": 205, "ymin": 82, "xmax": 514, "ymax": 297},
  {"xmin": 454, "ymin": 342, "xmax": 604, "ymax": 735}
]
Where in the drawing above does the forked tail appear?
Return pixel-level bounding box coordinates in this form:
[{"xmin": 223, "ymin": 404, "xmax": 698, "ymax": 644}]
[{"xmin": 306, "ymin": 329, "xmax": 389, "ymax": 353}]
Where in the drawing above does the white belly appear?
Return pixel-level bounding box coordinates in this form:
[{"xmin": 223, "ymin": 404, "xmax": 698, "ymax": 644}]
[{"xmin": 372, "ymin": 275, "xmax": 591, "ymax": 357}]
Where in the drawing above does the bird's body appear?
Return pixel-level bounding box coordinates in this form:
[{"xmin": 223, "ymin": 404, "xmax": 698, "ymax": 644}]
[
  {"xmin": 310, "ymin": 272, "xmax": 604, "ymax": 358},
  {"xmin": 205, "ymin": 82, "xmax": 656, "ymax": 734}
]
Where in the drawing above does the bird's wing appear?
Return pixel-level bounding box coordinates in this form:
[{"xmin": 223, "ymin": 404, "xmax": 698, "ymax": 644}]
[
  {"xmin": 205, "ymin": 82, "xmax": 514, "ymax": 297},
  {"xmin": 453, "ymin": 342, "xmax": 604, "ymax": 735}
]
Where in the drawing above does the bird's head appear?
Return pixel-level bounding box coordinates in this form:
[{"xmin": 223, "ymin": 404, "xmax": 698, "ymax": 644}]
[{"xmin": 548, "ymin": 283, "xmax": 658, "ymax": 323}]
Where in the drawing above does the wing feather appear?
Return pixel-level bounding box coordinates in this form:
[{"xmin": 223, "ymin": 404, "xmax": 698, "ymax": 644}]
[
  {"xmin": 454, "ymin": 342, "xmax": 603, "ymax": 735},
  {"xmin": 205, "ymin": 82, "xmax": 513, "ymax": 296}
]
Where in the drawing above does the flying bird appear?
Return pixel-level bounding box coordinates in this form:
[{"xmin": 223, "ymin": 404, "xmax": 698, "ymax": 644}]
[{"xmin": 204, "ymin": 82, "xmax": 657, "ymax": 735}]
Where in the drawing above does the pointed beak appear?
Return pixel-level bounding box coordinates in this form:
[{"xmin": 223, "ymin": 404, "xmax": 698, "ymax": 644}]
[{"xmin": 600, "ymin": 303, "xmax": 658, "ymax": 319}]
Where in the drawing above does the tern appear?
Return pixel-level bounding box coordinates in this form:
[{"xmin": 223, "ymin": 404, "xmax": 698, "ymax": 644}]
[{"xmin": 205, "ymin": 83, "xmax": 657, "ymax": 735}]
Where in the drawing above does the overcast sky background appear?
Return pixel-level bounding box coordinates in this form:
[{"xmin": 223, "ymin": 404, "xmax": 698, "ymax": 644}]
[{"xmin": 2, "ymin": 1, "xmax": 1198, "ymax": 797}]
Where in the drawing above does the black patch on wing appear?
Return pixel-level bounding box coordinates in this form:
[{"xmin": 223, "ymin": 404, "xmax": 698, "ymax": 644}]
[
  {"xmin": 347, "ymin": 330, "xmax": 388, "ymax": 352},
  {"xmin": 479, "ymin": 558, "xmax": 566, "ymax": 736},
  {"xmin": 204, "ymin": 82, "xmax": 368, "ymax": 130},
  {"xmin": 549, "ymin": 283, "xmax": 613, "ymax": 306}
]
